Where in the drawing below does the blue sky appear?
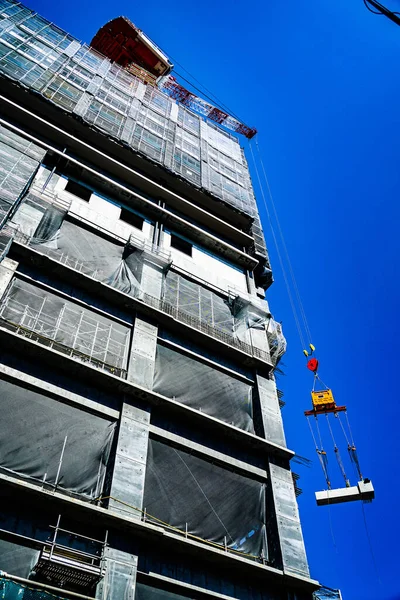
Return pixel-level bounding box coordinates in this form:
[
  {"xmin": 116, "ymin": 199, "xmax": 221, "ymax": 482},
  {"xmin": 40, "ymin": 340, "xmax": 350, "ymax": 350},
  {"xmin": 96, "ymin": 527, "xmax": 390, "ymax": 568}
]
[{"xmin": 23, "ymin": 1, "xmax": 400, "ymax": 598}]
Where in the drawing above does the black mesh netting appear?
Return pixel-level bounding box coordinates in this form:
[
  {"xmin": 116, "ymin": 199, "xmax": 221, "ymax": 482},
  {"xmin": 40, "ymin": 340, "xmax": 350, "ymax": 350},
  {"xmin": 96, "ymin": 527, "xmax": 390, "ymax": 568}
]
[
  {"xmin": 153, "ymin": 344, "xmax": 254, "ymax": 432},
  {"xmin": 143, "ymin": 439, "xmax": 266, "ymax": 557},
  {"xmin": 0, "ymin": 378, "xmax": 116, "ymax": 498},
  {"xmin": 0, "ymin": 540, "xmax": 39, "ymax": 579},
  {"xmin": 13, "ymin": 199, "xmax": 143, "ymax": 295}
]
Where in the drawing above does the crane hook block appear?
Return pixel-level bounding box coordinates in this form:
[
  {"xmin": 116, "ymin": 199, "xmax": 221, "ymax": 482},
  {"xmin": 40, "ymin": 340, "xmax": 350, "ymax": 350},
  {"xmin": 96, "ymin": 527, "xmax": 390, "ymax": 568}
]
[{"xmin": 307, "ymin": 358, "xmax": 319, "ymax": 372}]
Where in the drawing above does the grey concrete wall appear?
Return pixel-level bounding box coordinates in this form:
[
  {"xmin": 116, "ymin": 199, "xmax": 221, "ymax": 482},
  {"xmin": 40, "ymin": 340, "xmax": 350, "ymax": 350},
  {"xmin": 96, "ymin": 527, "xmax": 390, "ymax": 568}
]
[
  {"xmin": 256, "ymin": 374, "xmax": 286, "ymax": 447},
  {"xmin": 0, "ymin": 257, "xmax": 17, "ymax": 300},
  {"xmin": 108, "ymin": 401, "xmax": 150, "ymax": 520},
  {"xmin": 269, "ymin": 462, "xmax": 310, "ymax": 578},
  {"xmin": 96, "ymin": 547, "xmax": 137, "ymax": 600},
  {"xmin": 128, "ymin": 315, "xmax": 158, "ymax": 389},
  {"xmin": 141, "ymin": 261, "xmax": 164, "ymax": 300}
]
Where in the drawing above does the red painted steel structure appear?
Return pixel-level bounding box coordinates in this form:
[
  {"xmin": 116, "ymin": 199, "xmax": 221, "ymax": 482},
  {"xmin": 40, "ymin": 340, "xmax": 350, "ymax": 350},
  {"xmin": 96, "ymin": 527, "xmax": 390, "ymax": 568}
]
[{"xmin": 90, "ymin": 18, "xmax": 257, "ymax": 139}]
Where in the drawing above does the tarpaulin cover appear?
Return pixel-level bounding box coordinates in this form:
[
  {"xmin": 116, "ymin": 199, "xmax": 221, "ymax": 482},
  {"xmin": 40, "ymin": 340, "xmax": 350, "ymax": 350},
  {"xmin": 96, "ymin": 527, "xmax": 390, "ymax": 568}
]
[
  {"xmin": 0, "ymin": 125, "xmax": 45, "ymax": 218},
  {"xmin": 37, "ymin": 219, "xmax": 143, "ymax": 293},
  {"xmin": 13, "ymin": 198, "xmax": 144, "ymax": 295},
  {"xmin": 135, "ymin": 583, "xmax": 193, "ymax": 600},
  {"xmin": 0, "ymin": 539, "xmax": 39, "ymax": 578},
  {"xmin": 143, "ymin": 439, "xmax": 266, "ymax": 557},
  {"xmin": 0, "ymin": 278, "xmax": 130, "ymax": 369},
  {"xmin": 0, "ymin": 5, "xmax": 271, "ymax": 261},
  {"xmin": 153, "ymin": 343, "xmax": 254, "ymax": 432},
  {"xmin": 0, "ymin": 377, "xmax": 116, "ymax": 498}
]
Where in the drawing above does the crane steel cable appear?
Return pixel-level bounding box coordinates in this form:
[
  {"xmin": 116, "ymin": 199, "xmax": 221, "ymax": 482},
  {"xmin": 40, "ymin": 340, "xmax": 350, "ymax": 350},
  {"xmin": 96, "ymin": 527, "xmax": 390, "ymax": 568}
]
[
  {"xmin": 153, "ymin": 37, "xmax": 246, "ymax": 123},
  {"xmin": 254, "ymin": 139, "xmax": 313, "ymax": 347},
  {"xmin": 307, "ymin": 417, "xmax": 331, "ymax": 488},
  {"xmin": 248, "ymin": 141, "xmax": 306, "ymax": 351},
  {"xmin": 325, "ymin": 414, "xmax": 349, "ymax": 487}
]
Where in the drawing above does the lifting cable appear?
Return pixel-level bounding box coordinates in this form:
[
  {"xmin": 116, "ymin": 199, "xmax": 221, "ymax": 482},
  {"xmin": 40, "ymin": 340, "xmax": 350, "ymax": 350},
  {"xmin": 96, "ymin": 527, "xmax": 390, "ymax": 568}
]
[
  {"xmin": 325, "ymin": 414, "xmax": 349, "ymax": 487},
  {"xmin": 336, "ymin": 413, "xmax": 363, "ymax": 481},
  {"xmin": 255, "ymin": 137, "xmax": 313, "ymax": 347},
  {"xmin": 249, "ymin": 139, "xmax": 370, "ymax": 490},
  {"xmin": 248, "ymin": 141, "xmax": 306, "ymax": 351},
  {"xmin": 249, "ymin": 139, "xmax": 313, "ymax": 352},
  {"xmin": 307, "ymin": 416, "xmax": 331, "ymax": 489}
]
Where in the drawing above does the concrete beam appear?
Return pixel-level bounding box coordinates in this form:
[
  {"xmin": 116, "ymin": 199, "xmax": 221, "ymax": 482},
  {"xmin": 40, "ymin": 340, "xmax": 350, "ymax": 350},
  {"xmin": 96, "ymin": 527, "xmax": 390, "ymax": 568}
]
[
  {"xmin": 0, "ymin": 472, "xmax": 320, "ymax": 593},
  {"xmin": 0, "ymin": 363, "xmax": 120, "ymax": 419},
  {"xmin": 150, "ymin": 425, "xmax": 268, "ymax": 480},
  {"xmin": 315, "ymin": 481, "xmax": 375, "ymax": 506},
  {"xmin": 0, "ymin": 93, "xmax": 254, "ymax": 242},
  {"xmin": 0, "ymin": 323, "xmax": 293, "ymax": 460},
  {"xmin": 0, "ymin": 107, "xmax": 257, "ymax": 269},
  {"xmin": 12, "ymin": 242, "xmax": 272, "ymax": 371}
]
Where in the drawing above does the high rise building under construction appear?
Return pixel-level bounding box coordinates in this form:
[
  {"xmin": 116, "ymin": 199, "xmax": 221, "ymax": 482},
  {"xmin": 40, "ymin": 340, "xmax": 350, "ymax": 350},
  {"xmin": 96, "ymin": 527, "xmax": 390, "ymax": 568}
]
[{"xmin": 0, "ymin": 2, "xmax": 321, "ymax": 598}]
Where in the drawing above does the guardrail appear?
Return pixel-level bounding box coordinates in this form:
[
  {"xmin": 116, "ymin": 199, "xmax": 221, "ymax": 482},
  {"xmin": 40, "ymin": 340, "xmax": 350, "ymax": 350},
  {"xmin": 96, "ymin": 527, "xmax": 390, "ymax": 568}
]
[{"xmin": 12, "ymin": 229, "xmax": 272, "ymax": 366}]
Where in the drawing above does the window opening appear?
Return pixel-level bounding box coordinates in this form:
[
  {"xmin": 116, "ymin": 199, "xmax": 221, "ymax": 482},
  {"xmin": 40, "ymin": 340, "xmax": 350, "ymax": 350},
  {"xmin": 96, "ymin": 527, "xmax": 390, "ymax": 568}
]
[
  {"xmin": 170, "ymin": 234, "xmax": 192, "ymax": 257},
  {"xmin": 64, "ymin": 179, "xmax": 92, "ymax": 201},
  {"xmin": 119, "ymin": 207, "xmax": 144, "ymax": 230}
]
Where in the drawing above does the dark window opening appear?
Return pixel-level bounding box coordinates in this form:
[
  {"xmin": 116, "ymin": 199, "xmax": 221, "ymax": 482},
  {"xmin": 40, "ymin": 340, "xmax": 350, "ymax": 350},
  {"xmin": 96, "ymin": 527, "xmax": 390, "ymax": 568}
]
[
  {"xmin": 170, "ymin": 234, "xmax": 192, "ymax": 256},
  {"xmin": 64, "ymin": 179, "xmax": 92, "ymax": 202},
  {"xmin": 120, "ymin": 208, "xmax": 144, "ymax": 230}
]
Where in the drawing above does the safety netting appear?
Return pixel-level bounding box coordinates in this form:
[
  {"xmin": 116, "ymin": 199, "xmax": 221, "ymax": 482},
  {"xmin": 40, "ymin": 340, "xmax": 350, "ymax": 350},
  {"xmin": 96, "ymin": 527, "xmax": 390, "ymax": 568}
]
[
  {"xmin": 0, "ymin": 575, "xmax": 70, "ymax": 599},
  {"xmin": 0, "ymin": 124, "xmax": 45, "ymax": 222},
  {"xmin": 0, "ymin": 1, "xmax": 270, "ymax": 260},
  {"xmin": 163, "ymin": 270, "xmax": 235, "ymax": 336},
  {"xmin": 0, "ymin": 377, "xmax": 116, "ymax": 498},
  {"xmin": 266, "ymin": 320, "xmax": 287, "ymax": 366},
  {"xmin": 12, "ymin": 194, "xmax": 144, "ymax": 295},
  {"xmin": 143, "ymin": 439, "xmax": 267, "ymax": 558},
  {"xmin": 0, "ymin": 277, "xmax": 130, "ymax": 374},
  {"xmin": 153, "ymin": 343, "xmax": 254, "ymax": 432},
  {"xmin": 0, "ymin": 540, "xmax": 39, "ymax": 579}
]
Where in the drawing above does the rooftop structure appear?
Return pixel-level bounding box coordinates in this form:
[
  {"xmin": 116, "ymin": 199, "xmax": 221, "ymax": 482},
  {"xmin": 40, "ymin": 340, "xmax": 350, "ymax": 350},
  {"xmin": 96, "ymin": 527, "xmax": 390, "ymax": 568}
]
[{"xmin": 0, "ymin": 1, "xmax": 321, "ymax": 599}]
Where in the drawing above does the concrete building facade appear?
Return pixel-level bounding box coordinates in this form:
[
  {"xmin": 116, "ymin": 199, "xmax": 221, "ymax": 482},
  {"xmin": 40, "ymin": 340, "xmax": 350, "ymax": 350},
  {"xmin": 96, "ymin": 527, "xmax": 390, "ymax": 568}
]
[{"xmin": 0, "ymin": 1, "xmax": 320, "ymax": 598}]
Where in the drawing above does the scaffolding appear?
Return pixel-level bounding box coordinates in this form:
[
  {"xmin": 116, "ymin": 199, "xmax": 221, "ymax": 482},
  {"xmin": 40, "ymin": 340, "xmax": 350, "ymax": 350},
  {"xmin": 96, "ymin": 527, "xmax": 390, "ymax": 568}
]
[
  {"xmin": 8, "ymin": 184, "xmax": 271, "ymax": 364},
  {"xmin": 0, "ymin": 278, "xmax": 129, "ymax": 376},
  {"xmin": 0, "ymin": 0, "xmax": 269, "ymax": 260}
]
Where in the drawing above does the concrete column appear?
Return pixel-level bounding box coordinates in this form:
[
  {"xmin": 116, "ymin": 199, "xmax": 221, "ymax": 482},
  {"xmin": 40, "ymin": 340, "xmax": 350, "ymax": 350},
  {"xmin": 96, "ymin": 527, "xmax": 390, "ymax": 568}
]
[
  {"xmin": 141, "ymin": 260, "xmax": 164, "ymax": 300},
  {"xmin": 108, "ymin": 401, "xmax": 150, "ymax": 520},
  {"xmin": 0, "ymin": 258, "xmax": 18, "ymax": 300},
  {"xmin": 269, "ymin": 462, "xmax": 310, "ymax": 578},
  {"xmin": 128, "ymin": 315, "xmax": 158, "ymax": 389},
  {"xmin": 96, "ymin": 547, "xmax": 137, "ymax": 600},
  {"xmin": 248, "ymin": 320, "xmax": 270, "ymax": 353},
  {"xmin": 256, "ymin": 374, "xmax": 286, "ymax": 447}
]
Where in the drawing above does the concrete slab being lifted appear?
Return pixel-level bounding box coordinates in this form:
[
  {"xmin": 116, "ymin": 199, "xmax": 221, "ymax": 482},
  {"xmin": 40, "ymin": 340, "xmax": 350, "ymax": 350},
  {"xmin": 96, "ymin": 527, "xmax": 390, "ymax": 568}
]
[{"xmin": 316, "ymin": 480, "xmax": 374, "ymax": 506}]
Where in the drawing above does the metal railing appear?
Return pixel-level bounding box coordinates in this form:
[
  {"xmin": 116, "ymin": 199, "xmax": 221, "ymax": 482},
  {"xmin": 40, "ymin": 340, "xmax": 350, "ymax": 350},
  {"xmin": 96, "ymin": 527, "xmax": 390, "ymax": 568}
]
[
  {"xmin": 0, "ymin": 317, "xmax": 128, "ymax": 379},
  {"xmin": 12, "ymin": 228, "xmax": 271, "ymax": 365},
  {"xmin": 142, "ymin": 291, "xmax": 271, "ymax": 362}
]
